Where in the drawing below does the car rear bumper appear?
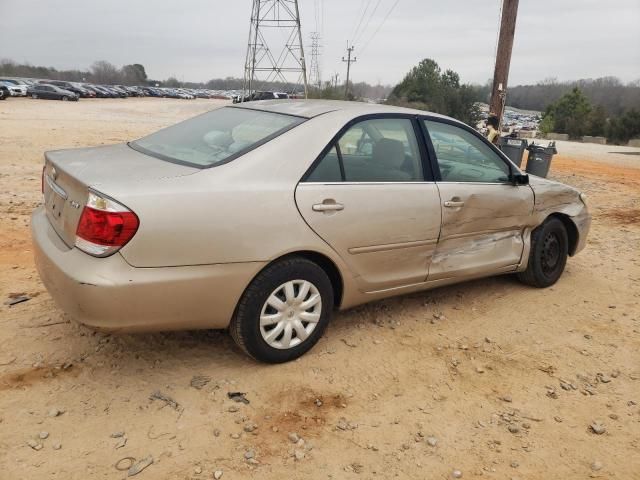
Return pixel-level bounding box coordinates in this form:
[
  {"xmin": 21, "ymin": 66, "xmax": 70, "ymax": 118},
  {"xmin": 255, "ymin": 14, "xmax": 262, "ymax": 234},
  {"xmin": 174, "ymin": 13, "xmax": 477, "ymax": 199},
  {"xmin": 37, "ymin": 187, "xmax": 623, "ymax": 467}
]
[{"xmin": 31, "ymin": 207, "xmax": 264, "ymax": 332}]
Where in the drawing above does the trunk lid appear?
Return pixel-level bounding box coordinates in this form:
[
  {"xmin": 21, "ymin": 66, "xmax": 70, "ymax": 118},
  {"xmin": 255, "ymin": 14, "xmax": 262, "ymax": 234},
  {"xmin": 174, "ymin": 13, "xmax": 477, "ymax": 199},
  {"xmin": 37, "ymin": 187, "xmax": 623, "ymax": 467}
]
[{"xmin": 43, "ymin": 143, "xmax": 198, "ymax": 247}]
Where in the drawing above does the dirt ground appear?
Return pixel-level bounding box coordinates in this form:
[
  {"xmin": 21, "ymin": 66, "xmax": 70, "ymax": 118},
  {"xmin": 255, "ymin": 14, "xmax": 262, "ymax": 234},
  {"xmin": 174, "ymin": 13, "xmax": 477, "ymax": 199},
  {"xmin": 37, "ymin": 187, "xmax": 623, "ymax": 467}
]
[{"xmin": 1, "ymin": 98, "xmax": 639, "ymax": 480}]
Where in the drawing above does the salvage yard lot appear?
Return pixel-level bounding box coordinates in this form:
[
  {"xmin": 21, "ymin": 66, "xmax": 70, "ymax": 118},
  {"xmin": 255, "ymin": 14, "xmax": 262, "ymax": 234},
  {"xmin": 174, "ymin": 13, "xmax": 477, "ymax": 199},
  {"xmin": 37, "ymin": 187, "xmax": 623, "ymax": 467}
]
[{"xmin": 0, "ymin": 98, "xmax": 639, "ymax": 479}]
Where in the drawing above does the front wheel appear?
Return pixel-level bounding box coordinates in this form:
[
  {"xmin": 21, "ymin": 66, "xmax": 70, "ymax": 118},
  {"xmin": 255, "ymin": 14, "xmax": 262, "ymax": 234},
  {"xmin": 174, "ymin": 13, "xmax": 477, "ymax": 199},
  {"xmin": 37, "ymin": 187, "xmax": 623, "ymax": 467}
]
[
  {"xmin": 230, "ymin": 257, "xmax": 334, "ymax": 363},
  {"xmin": 61, "ymin": 96, "xmax": 69, "ymax": 101},
  {"xmin": 32, "ymin": 94, "xmax": 38, "ymax": 99},
  {"xmin": 518, "ymin": 217, "xmax": 568, "ymax": 288}
]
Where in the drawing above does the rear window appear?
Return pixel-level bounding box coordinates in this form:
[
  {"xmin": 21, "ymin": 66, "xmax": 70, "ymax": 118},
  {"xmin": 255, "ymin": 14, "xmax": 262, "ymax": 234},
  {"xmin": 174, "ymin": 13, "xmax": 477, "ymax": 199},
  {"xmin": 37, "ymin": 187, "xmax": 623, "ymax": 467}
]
[{"xmin": 130, "ymin": 107, "xmax": 304, "ymax": 168}]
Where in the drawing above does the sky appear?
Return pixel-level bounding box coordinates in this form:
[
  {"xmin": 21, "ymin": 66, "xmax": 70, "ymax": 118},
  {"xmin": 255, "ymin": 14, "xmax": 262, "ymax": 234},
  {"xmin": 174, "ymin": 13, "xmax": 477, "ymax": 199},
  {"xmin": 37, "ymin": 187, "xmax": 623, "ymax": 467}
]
[{"xmin": 1, "ymin": 0, "xmax": 639, "ymax": 87}]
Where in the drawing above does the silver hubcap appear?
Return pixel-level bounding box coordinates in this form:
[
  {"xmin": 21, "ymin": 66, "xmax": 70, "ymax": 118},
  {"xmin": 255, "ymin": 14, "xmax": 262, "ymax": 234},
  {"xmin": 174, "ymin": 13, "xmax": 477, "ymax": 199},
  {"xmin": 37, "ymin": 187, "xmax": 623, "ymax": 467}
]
[{"xmin": 259, "ymin": 280, "xmax": 322, "ymax": 350}]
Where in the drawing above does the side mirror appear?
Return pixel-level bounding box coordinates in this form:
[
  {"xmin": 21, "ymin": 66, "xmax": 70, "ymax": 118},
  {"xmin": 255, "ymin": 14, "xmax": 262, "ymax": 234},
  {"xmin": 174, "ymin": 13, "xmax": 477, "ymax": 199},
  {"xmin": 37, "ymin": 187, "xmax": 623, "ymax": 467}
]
[{"xmin": 512, "ymin": 173, "xmax": 529, "ymax": 185}]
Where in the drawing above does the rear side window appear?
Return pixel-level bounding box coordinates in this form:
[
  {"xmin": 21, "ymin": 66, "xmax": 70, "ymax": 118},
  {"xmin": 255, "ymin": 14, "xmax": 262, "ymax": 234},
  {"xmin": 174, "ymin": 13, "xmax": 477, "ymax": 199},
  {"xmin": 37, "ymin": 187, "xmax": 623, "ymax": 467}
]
[
  {"xmin": 131, "ymin": 107, "xmax": 304, "ymax": 168},
  {"xmin": 305, "ymin": 118, "xmax": 423, "ymax": 183}
]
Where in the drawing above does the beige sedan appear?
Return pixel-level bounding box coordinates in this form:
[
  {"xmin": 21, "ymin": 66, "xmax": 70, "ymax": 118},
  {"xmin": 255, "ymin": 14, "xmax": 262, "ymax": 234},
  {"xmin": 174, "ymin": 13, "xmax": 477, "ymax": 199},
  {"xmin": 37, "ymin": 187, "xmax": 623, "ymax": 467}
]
[{"xmin": 32, "ymin": 100, "xmax": 590, "ymax": 362}]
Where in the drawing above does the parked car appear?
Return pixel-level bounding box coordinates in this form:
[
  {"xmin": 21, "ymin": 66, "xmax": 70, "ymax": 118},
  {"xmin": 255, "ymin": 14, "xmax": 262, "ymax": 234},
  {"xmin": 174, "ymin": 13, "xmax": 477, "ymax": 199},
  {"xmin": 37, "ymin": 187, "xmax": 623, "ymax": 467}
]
[
  {"xmin": 0, "ymin": 78, "xmax": 28, "ymax": 96},
  {"xmin": 27, "ymin": 84, "xmax": 79, "ymax": 101},
  {"xmin": 32, "ymin": 101, "xmax": 591, "ymax": 363},
  {"xmin": 0, "ymin": 81, "xmax": 11, "ymax": 100},
  {"xmin": 42, "ymin": 80, "xmax": 91, "ymax": 98}
]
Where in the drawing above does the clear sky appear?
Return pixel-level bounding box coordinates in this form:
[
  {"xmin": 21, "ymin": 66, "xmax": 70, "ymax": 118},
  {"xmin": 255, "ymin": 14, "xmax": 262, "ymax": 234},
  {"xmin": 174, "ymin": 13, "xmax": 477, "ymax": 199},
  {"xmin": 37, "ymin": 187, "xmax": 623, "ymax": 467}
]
[{"xmin": 1, "ymin": 0, "xmax": 639, "ymax": 86}]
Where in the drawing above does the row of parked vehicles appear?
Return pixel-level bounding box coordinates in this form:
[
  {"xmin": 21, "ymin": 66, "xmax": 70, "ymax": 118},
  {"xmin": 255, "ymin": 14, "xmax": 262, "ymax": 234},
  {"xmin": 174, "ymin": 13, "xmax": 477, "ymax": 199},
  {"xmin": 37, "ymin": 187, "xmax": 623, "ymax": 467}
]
[{"xmin": 0, "ymin": 77, "xmax": 235, "ymax": 102}]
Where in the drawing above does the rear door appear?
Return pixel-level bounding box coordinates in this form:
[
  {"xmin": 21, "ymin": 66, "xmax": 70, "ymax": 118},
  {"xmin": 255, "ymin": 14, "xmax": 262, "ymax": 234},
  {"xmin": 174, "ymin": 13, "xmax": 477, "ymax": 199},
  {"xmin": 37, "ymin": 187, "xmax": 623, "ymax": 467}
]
[
  {"xmin": 421, "ymin": 119, "xmax": 534, "ymax": 280},
  {"xmin": 295, "ymin": 116, "xmax": 442, "ymax": 292}
]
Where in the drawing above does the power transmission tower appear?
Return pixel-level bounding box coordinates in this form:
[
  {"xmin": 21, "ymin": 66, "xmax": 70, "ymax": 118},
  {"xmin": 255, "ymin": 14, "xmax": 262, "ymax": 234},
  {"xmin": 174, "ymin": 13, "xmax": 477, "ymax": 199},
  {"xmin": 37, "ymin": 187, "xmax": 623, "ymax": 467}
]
[
  {"xmin": 489, "ymin": 0, "xmax": 519, "ymax": 128},
  {"xmin": 342, "ymin": 44, "xmax": 356, "ymax": 100},
  {"xmin": 309, "ymin": 32, "xmax": 322, "ymax": 89},
  {"xmin": 242, "ymin": 0, "xmax": 308, "ymax": 100}
]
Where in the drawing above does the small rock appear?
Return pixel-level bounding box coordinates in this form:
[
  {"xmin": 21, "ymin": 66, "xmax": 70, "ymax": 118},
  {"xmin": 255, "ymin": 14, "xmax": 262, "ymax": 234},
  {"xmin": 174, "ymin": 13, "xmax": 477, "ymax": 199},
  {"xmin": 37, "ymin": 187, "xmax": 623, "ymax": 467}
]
[
  {"xmin": 508, "ymin": 425, "xmax": 520, "ymax": 434},
  {"xmin": 27, "ymin": 439, "xmax": 42, "ymax": 450},
  {"xmin": 452, "ymin": 469, "xmax": 463, "ymax": 478},
  {"xmin": 590, "ymin": 422, "xmax": 606, "ymax": 435},
  {"xmin": 227, "ymin": 406, "xmax": 239, "ymax": 413},
  {"xmin": 426, "ymin": 436, "xmax": 438, "ymax": 447},
  {"xmin": 115, "ymin": 437, "xmax": 127, "ymax": 449},
  {"xmin": 52, "ymin": 443, "xmax": 62, "ymax": 450},
  {"xmin": 608, "ymin": 413, "xmax": 618, "ymax": 420},
  {"xmin": 213, "ymin": 429, "xmax": 221, "ymax": 437},
  {"xmin": 128, "ymin": 455, "xmax": 153, "ymax": 477},
  {"xmin": 288, "ymin": 432, "xmax": 300, "ymax": 443},
  {"xmin": 294, "ymin": 449, "xmax": 305, "ymax": 461},
  {"xmin": 314, "ymin": 398, "xmax": 323, "ymax": 407},
  {"xmin": 190, "ymin": 375, "xmax": 211, "ymax": 390},
  {"xmin": 476, "ymin": 366, "xmax": 485, "ymax": 373},
  {"xmin": 500, "ymin": 395, "xmax": 513, "ymax": 403},
  {"xmin": 591, "ymin": 461, "xmax": 603, "ymax": 471},
  {"xmin": 39, "ymin": 431, "xmax": 49, "ymax": 440},
  {"xmin": 111, "ymin": 431, "xmax": 125, "ymax": 438},
  {"xmin": 48, "ymin": 408, "xmax": 64, "ymax": 418},
  {"xmin": 213, "ymin": 471, "xmax": 223, "ymax": 480},
  {"xmin": 510, "ymin": 461, "xmax": 519, "ymax": 468},
  {"xmin": 243, "ymin": 422, "xmax": 257, "ymax": 433},
  {"xmin": 244, "ymin": 449, "xmax": 255, "ymax": 460},
  {"xmin": 230, "ymin": 433, "xmax": 240, "ymax": 439},
  {"xmin": 194, "ymin": 466, "xmax": 202, "ymax": 475},
  {"xmin": 554, "ymin": 416, "xmax": 563, "ymax": 423}
]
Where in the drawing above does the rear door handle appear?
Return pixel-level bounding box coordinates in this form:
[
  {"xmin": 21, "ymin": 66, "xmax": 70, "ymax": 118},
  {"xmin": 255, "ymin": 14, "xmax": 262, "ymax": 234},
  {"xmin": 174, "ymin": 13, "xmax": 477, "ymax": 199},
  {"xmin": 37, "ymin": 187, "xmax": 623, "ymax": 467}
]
[
  {"xmin": 312, "ymin": 201, "xmax": 344, "ymax": 212},
  {"xmin": 444, "ymin": 200, "xmax": 465, "ymax": 208}
]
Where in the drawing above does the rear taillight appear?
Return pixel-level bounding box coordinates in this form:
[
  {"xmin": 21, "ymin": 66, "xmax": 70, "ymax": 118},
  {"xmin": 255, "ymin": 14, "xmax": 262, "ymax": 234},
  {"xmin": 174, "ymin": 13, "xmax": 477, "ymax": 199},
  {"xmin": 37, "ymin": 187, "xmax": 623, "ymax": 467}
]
[{"xmin": 75, "ymin": 192, "xmax": 139, "ymax": 257}]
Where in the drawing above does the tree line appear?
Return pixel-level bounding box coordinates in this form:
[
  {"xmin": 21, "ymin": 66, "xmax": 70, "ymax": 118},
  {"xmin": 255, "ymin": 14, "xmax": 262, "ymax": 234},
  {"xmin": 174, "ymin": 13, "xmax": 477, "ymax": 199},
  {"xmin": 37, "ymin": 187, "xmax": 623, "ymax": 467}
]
[
  {"xmin": 539, "ymin": 87, "xmax": 640, "ymax": 144},
  {"xmin": 473, "ymin": 77, "xmax": 640, "ymax": 116}
]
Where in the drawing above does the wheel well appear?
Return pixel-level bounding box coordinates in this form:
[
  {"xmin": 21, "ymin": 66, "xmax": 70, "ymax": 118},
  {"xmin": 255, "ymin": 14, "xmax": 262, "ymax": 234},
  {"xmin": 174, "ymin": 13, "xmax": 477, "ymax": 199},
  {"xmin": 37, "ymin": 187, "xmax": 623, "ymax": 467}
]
[
  {"xmin": 548, "ymin": 213, "xmax": 579, "ymax": 256},
  {"xmin": 272, "ymin": 251, "xmax": 343, "ymax": 308}
]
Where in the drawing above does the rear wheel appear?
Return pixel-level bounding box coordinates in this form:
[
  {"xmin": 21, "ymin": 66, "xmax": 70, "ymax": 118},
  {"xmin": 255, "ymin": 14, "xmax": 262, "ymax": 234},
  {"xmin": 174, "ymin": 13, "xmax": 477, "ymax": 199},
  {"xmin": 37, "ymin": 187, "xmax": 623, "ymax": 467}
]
[
  {"xmin": 31, "ymin": 94, "xmax": 38, "ymax": 99},
  {"xmin": 518, "ymin": 217, "xmax": 568, "ymax": 288},
  {"xmin": 230, "ymin": 257, "xmax": 333, "ymax": 363}
]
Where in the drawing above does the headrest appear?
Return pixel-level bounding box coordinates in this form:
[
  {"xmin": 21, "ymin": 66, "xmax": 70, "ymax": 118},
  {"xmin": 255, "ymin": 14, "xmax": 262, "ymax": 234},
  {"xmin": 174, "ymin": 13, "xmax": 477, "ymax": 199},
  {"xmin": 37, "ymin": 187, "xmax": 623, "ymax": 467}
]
[{"xmin": 372, "ymin": 138, "xmax": 405, "ymax": 168}]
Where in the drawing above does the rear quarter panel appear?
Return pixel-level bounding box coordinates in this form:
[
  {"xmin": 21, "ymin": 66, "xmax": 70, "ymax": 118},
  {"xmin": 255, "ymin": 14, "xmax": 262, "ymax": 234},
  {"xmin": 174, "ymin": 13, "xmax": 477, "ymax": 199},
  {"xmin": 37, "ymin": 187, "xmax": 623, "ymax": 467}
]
[{"xmin": 115, "ymin": 111, "xmax": 359, "ymax": 269}]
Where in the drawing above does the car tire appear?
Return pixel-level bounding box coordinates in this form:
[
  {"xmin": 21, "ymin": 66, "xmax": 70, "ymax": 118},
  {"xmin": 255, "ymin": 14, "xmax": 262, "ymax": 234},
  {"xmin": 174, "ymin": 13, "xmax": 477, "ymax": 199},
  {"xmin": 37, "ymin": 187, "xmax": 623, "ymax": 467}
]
[
  {"xmin": 62, "ymin": 96, "xmax": 69, "ymax": 101},
  {"xmin": 517, "ymin": 217, "xmax": 568, "ymax": 288},
  {"xmin": 32, "ymin": 94, "xmax": 38, "ymax": 99},
  {"xmin": 230, "ymin": 257, "xmax": 334, "ymax": 363}
]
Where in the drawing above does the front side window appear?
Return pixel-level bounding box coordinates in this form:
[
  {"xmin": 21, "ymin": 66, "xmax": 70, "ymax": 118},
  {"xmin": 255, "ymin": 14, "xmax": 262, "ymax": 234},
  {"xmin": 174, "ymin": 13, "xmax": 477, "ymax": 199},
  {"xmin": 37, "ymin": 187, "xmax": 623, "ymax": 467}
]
[
  {"xmin": 424, "ymin": 120, "xmax": 511, "ymax": 183},
  {"xmin": 306, "ymin": 118, "xmax": 423, "ymax": 182},
  {"xmin": 131, "ymin": 107, "xmax": 304, "ymax": 168}
]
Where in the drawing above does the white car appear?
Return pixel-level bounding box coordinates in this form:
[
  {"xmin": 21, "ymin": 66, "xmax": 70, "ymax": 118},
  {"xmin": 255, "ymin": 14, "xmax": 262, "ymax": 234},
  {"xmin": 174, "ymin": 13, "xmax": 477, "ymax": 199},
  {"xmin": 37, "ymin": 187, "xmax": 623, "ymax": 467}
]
[{"xmin": 0, "ymin": 79, "xmax": 28, "ymax": 96}]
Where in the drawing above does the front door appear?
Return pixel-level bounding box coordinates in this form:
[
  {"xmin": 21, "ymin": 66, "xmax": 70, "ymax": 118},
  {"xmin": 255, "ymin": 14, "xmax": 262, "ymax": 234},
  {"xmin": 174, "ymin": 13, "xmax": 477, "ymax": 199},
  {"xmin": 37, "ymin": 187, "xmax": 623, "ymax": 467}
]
[
  {"xmin": 296, "ymin": 116, "xmax": 442, "ymax": 292},
  {"xmin": 422, "ymin": 119, "xmax": 534, "ymax": 280}
]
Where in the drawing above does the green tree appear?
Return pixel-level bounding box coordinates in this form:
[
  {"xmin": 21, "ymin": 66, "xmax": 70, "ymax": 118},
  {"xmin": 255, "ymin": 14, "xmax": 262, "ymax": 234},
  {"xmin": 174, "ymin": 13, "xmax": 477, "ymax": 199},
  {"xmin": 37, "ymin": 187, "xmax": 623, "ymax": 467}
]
[
  {"xmin": 121, "ymin": 63, "xmax": 148, "ymax": 85},
  {"xmin": 387, "ymin": 58, "xmax": 480, "ymax": 126},
  {"xmin": 541, "ymin": 87, "xmax": 592, "ymax": 139},
  {"xmin": 163, "ymin": 77, "xmax": 181, "ymax": 88},
  {"xmin": 587, "ymin": 105, "xmax": 607, "ymax": 137}
]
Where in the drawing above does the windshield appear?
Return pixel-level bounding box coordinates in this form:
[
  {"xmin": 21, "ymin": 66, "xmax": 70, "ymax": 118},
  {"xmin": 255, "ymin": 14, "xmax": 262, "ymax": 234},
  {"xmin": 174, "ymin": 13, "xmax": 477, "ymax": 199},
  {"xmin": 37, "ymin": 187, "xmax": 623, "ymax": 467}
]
[{"xmin": 130, "ymin": 107, "xmax": 304, "ymax": 168}]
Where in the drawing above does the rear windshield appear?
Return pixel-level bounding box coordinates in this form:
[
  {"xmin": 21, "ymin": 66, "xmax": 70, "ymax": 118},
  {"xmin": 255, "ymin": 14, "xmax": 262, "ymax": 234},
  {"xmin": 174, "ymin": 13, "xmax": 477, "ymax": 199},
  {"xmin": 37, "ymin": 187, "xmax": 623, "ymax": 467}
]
[{"xmin": 130, "ymin": 107, "xmax": 305, "ymax": 168}]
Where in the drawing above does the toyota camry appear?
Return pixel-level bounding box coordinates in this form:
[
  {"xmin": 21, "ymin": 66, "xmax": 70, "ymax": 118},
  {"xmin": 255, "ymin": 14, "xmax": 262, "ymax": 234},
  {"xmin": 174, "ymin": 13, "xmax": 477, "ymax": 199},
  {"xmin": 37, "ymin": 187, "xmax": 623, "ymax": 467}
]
[{"xmin": 32, "ymin": 100, "xmax": 591, "ymax": 363}]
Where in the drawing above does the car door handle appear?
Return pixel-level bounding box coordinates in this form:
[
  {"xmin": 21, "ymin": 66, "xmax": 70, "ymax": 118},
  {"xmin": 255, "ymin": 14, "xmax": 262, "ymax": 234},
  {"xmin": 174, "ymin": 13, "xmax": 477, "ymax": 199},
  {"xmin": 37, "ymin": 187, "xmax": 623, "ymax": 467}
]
[
  {"xmin": 312, "ymin": 201, "xmax": 344, "ymax": 212},
  {"xmin": 444, "ymin": 200, "xmax": 465, "ymax": 208}
]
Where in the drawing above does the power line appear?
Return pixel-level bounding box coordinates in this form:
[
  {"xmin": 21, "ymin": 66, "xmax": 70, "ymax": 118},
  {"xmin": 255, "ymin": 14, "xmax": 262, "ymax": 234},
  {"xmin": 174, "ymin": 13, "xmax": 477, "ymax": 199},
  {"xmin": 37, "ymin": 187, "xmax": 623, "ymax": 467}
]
[
  {"xmin": 359, "ymin": 0, "xmax": 401, "ymax": 55},
  {"xmin": 354, "ymin": 0, "xmax": 383, "ymax": 45},
  {"xmin": 351, "ymin": 0, "xmax": 371, "ymax": 44}
]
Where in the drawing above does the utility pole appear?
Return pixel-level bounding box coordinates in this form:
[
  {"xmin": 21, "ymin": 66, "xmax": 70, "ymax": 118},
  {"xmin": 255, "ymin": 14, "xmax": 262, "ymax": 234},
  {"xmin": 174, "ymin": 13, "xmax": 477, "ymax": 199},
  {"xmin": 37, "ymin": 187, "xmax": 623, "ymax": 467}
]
[
  {"xmin": 342, "ymin": 44, "xmax": 356, "ymax": 100},
  {"xmin": 489, "ymin": 0, "xmax": 519, "ymax": 129},
  {"xmin": 242, "ymin": 0, "xmax": 308, "ymax": 100},
  {"xmin": 309, "ymin": 32, "xmax": 322, "ymax": 89}
]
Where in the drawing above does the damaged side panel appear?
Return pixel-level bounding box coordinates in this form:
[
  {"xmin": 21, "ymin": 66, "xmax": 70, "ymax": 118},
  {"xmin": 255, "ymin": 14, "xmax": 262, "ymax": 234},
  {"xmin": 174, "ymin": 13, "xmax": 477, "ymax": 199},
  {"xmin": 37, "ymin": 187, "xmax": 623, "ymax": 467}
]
[{"xmin": 428, "ymin": 183, "xmax": 534, "ymax": 281}]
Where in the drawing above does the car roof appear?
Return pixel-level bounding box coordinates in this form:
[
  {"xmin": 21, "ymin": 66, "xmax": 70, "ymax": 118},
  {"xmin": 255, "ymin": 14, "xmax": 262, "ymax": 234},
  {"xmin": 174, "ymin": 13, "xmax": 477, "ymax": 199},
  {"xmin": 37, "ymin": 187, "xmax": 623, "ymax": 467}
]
[{"xmin": 231, "ymin": 99, "xmax": 455, "ymax": 122}]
